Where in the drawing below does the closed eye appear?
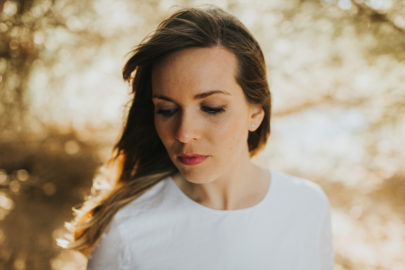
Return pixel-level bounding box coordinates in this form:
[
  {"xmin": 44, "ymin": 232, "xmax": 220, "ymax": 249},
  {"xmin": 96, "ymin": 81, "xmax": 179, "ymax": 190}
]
[
  {"xmin": 156, "ymin": 108, "xmax": 178, "ymax": 117},
  {"xmin": 201, "ymin": 106, "xmax": 226, "ymax": 114},
  {"xmin": 155, "ymin": 106, "xmax": 226, "ymax": 117}
]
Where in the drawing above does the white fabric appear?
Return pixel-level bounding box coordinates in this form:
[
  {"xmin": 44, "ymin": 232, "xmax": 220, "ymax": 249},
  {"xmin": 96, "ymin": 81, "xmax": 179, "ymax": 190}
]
[{"xmin": 87, "ymin": 169, "xmax": 334, "ymax": 270}]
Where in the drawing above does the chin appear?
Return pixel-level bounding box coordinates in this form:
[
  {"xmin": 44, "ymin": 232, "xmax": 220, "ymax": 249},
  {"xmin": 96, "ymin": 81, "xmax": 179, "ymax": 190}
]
[{"xmin": 176, "ymin": 167, "xmax": 217, "ymax": 184}]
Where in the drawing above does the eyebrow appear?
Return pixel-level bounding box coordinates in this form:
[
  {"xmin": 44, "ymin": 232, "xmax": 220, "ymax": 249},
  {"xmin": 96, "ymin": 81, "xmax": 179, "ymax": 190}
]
[{"xmin": 152, "ymin": 90, "xmax": 231, "ymax": 102}]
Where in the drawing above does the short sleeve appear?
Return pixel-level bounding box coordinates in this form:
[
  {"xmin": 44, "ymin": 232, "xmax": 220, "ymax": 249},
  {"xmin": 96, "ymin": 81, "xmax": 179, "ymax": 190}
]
[
  {"xmin": 319, "ymin": 197, "xmax": 334, "ymax": 270},
  {"xmin": 86, "ymin": 221, "xmax": 131, "ymax": 270}
]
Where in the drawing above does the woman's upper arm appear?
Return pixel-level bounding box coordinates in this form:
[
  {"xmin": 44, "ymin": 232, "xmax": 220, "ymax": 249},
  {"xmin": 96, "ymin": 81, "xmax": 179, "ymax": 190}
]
[{"xmin": 86, "ymin": 222, "xmax": 125, "ymax": 270}]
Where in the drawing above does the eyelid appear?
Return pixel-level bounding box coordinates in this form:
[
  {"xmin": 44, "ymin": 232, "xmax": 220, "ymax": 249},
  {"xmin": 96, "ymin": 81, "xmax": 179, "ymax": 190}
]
[
  {"xmin": 155, "ymin": 107, "xmax": 178, "ymax": 117},
  {"xmin": 201, "ymin": 105, "xmax": 226, "ymax": 114},
  {"xmin": 154, "ymin": 101, "xmax": 227, "ymax": 117}
]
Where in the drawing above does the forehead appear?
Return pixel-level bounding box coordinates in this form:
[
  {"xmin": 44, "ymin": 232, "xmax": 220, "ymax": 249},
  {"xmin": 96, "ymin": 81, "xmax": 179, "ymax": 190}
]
[{"xmin": 151, "ymin": 46, "xmax": 241, "ymax": 98}]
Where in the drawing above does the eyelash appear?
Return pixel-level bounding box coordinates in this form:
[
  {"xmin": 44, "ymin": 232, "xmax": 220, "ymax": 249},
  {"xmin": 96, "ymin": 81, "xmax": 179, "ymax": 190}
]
[
  {"xmin": 156, "ymin": 106, "xmax": 226, "ymax": 117},
  {"xmin": 156, "ymin": 108, "xmax": 178, "ymax": 117}
]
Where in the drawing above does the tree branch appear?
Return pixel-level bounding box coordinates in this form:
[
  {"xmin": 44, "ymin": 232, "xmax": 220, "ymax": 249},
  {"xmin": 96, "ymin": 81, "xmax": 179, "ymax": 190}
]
[{"xmin": 352, "ymin": 0, "xmax": 405, "ymax": 34}]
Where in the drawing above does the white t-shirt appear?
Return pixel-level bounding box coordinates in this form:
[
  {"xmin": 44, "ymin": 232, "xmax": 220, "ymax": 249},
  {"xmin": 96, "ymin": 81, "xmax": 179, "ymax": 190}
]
[{"xmin": 87, "ymin": 169, "xmax": 334, "ymax": 270}]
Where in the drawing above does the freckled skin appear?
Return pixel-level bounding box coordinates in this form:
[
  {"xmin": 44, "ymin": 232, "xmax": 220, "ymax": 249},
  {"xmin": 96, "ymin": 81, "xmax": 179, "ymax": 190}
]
[{"xmin": 151, "ymin": 46, "xmax": 265, "ymax": 203}]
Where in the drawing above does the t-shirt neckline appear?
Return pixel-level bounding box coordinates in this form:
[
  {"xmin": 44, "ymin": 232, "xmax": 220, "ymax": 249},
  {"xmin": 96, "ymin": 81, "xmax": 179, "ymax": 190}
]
[{"xmin": 168, "ymin": 167, "xmax": 274, "ymax": 214}]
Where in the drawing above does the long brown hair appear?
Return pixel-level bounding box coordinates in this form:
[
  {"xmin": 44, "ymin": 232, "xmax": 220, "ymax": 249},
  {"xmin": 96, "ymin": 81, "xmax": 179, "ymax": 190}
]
[{"xmin": 60, "ymin": 6, "xmax": 271, "ymax": 257}]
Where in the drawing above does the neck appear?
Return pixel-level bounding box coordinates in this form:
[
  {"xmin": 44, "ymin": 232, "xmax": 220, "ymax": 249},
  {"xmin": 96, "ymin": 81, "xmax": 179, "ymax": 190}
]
[{"xmin": 173, "ymin": 157, "xmax": 270, "ymax": 210}]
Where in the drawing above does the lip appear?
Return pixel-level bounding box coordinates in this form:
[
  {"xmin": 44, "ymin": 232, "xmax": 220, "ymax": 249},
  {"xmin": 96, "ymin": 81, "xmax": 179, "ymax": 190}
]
[{"xmin": 177, "ymin": 154, "xmax": 209, "ymax": 166}]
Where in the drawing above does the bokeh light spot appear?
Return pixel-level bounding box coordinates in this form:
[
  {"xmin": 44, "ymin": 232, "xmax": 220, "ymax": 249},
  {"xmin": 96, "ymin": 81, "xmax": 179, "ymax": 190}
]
[
  {"xmin": 2, "ymin": 1, "xmax": 18, "ymax": 17},
  {"xmin": 9, "ymin": 180, "xmax": 21, "ymax": 193},
  {"xmin": 64, "ymin": 140, "xmax": 80, "ymax": 155},
  {"xmin": 16, "ymin": 169, "xmax": 29, "ymax": 182},
  {"xmin": 0, "ymin": 170, "xmax": 8, "ymax": 185},
  {"xmin": 42, "ymin": 182, "xmax": 56, "ymax": 196}
]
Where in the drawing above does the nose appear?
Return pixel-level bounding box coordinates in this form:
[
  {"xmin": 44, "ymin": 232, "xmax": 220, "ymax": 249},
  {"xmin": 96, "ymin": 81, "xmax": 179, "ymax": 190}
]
[{"xmin": 175, "ymin": 111, "xmax": 199, "ymax": 143}]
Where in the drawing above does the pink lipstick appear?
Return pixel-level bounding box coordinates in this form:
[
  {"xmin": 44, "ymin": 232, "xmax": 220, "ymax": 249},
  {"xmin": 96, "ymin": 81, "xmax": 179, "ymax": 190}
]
[{"xmin": 177, "ymin": 154, "xmax": 208, "ymax": 165}]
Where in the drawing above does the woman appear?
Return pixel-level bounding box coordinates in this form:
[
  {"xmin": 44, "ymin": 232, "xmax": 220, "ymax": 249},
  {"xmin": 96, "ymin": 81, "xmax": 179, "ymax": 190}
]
[{"xmin": 61, "ymin": 6, "xmax": 333, "ymax": 269}]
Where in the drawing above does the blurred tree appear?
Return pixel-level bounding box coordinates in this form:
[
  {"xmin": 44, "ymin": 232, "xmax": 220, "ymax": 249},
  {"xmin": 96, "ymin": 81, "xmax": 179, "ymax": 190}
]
[
  {"xmin": 1, "ymin": 0, "xmax": 40, "ymax": 135},
  {"xmin": 0, "ymin": 0, "xmax": 107, "ymax": 139},
  {"xmin": 0, "ymin": 131, "xmax": 100, "ymax": 269},
  {"xmin": 1, "ymin": 1, "xmax": 104, "ymax": 269}
]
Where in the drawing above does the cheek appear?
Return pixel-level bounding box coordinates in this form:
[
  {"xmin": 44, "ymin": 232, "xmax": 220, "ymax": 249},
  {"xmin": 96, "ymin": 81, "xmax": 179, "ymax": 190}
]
[
  {"xmin": 154, "ymin": 119, "xmax": 172, "ymax": 146},
  {"xmin": 210, "ymin": 112, "xmax": 249, "ymax": 149}
]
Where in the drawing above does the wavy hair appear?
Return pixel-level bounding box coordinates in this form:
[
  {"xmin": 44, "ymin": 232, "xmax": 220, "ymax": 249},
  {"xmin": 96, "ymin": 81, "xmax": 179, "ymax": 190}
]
[{"xmin": 59, "ymin": 6, "xmax": 271, "ymax": 257}]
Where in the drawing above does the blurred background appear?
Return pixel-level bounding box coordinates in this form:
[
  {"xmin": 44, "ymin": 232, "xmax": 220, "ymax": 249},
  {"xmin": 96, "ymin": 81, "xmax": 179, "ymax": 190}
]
[{"xmin": 1, "ymin": 0, "xmax": 404, "ymax": 269}]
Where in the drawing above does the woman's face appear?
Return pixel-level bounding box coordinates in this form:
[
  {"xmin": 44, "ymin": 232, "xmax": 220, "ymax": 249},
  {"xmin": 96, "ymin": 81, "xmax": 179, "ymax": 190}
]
[{"xmin": 151, "ymin": 46, "xmax": 263, "ymax": 183}]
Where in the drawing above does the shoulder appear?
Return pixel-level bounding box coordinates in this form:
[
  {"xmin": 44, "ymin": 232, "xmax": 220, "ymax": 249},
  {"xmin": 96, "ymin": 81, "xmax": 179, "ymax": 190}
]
[
  {"xmin": 112, "ymin": 176, "xmax": 174, "ymax": 224},
  {"xmin": 269, "ymin": 169, "xmax": 330, "ymax": 213},
  {"xmin": 271, "ymin": 169, "xmax": 328, "ymax": 200},
  {"xmin": 87, "ymin": 216, "xmax": 129, "ymax": 269},
  {"xmin": 87, "ymin": 176, "xmax": 173, "ymax": 268}
]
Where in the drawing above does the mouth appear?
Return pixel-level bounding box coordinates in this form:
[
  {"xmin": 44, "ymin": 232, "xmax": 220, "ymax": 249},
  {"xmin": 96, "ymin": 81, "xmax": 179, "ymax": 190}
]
[{"xmin": 177, "ymin": 154, "xmax": 209, "ymax": 166}]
